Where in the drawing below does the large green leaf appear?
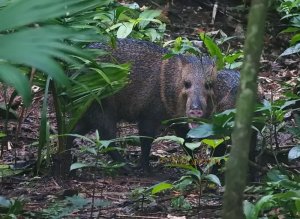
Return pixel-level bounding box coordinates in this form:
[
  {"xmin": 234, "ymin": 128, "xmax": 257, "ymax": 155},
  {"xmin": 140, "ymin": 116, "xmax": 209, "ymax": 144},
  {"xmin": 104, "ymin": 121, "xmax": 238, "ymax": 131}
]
[
  {"xmin": 0, "ymin": 0, "xmax": 113, "ymax": 31},
  {"xmin": 151, "ymin": 182, "xmax": 174, "ymax": 195},
  {"xmin": 0, "ymin": 26, "xmax": 93, "ymax": 87},
  {"xmin": 200, "ymin": 33, "xmax": 224, "ymax": 70},
  {"xmin": 187, "ymin": 123, "xmax": 214, "ymax": 139},
  {"xmin": 0, "ymin": 63, "xmax": 31, "ymax": 106}
]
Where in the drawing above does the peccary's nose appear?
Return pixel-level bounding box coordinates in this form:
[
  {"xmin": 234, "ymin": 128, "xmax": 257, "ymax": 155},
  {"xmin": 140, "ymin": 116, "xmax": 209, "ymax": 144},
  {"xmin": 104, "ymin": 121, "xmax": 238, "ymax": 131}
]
[{"xmin": 189, "ymin": 97, "xmax": 203, "ymax": 117}]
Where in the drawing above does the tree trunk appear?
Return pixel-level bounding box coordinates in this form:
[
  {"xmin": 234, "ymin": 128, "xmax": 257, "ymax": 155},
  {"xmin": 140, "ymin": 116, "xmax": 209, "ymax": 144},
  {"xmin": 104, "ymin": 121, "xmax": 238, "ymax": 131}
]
[{"xmin": 223, "ymin": 0, "xmax": 269, "ymax": 218}]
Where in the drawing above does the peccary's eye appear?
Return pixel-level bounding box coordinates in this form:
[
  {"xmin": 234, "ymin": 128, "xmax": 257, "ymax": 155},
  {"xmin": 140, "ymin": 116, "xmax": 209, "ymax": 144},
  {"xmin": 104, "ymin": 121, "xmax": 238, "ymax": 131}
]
[{"xmin": 184, "ymin": 81, "xmax": 192, "ymax": 89}]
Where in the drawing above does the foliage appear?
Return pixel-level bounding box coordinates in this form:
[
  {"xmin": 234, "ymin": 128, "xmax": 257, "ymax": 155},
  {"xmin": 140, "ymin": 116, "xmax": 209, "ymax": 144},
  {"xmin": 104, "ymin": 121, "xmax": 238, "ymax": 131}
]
[
  {"xmin": 97, "ymin": 2, "xmax": 165, "ymax": 42},
  {"xmin": 244, "ymin": 169, "xmax": 300, "ymax": 219},
  {"xmin": 41, "ymin": 195, "xmax": 110, "ymax": 219},
  {"xmin": 200, "ymin": 33, "xmax": 244, "ymax": 70},
  {"xmin": 163, "ymin": 34, "xmax": 243, "ymax": 70},
  {"xmin": 70, "ymin": 130, "xmax": 128, "ymax": 174},
  {"xmin": 242, "ymin": 95, "xmax": 300, "ymax": 218},
  {"xmin": 0, "ymin": 0, "xmax": 112, "ymax": 106},
  {"xmin": 277, "ymin": 0, "xmax": 300, "ymax": 56},
  {"xmin": 163, "ymin": 37, "xmax": 202, "ymax": 58},
  {"xmin": 0, "ymin": 196, "xmax": 24, "ymax": 219},
  {"xmin": 129, "ymin": 134, "xmax": 222, "ymax": 211}
]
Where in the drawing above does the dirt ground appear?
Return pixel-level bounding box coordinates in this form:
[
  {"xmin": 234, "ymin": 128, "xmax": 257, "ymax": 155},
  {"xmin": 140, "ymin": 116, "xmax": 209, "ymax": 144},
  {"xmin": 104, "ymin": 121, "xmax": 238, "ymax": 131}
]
[{"xmin": 0, "ymin": 0, "xmax": 299, "ymax": 218}]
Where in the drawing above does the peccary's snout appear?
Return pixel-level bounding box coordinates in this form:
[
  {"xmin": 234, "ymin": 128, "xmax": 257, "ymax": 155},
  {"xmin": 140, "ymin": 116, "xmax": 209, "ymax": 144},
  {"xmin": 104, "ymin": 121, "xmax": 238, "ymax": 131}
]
[
  {"xmin": 187, "ymin": 98, "xmax": 205, "ymax": 129},
  {"xmin": 188, "ymin": 96, "xmax": 204, "ymax": 117}
]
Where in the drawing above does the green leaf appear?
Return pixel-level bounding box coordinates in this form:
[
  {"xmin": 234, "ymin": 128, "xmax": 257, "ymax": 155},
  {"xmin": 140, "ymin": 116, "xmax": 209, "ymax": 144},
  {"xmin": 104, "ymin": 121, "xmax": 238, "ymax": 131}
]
[
  {"xmin": 280, "ymin": 26, "xmax": 300, "ymax": 33},
  {"xmin": 187, "ymin": 123, "xmax": 214, "ymax": 139},
  {"xmin": 243, "ymin": 200, "xmax": 257, "ymax": 219},
  {"xmin": 225, "ymin": 61, "xmax": 243, "ymax": 69},
  {"xmin": 117, "ymin": 22, "xmax": 134, "ymax": 38},
  {"xmin": 171, "ymin": 195, "xmax": 192, "ymax": 210},
  {"xmin": 144, "ymin": 28, "xmax": 160, "ymax": 42},
  {"xmin": 0, "ymin": 196, "xmax": 11, "ymax": 208},
  {"xmin": 66, "ymin": 195, "xmax": 89, "ymax": 208},
  {"xmin": 288, "ymin": 146, "xmax": 300, "ymax": 161},
  {"xmin": 185, "ymin": 142, "xmax": 202, "ymax": 151},
  {"xmin": 99, "ymin": 140, "xmax": 113, "ymax": 148},
  {"xmin": 175, "ymin": 176, "xmax": 193, "ymax": 190},
  {"xmin": 0, "ymin": 166, "xmax": 24, "ymax": 177},
  {"xmin": 254, "ymin": 195, "xmax": 274, "ymax": 214},
  {"xmin": 291, "ymin": 33, "xmax": 300, "ymax": 45},
  {"xmin": 0, "ymin": 0, "xmax": 112, "ymax": 31},
  {"xmin": 272, "ymin": 190, "xmax": 300, "ymax": 200},
  {"xmin": 267, "ymin": 169, "xmax": 289, "ymax": 182},
  {"xmin": 36, "ymin": 76, "xmax": 51, "ymax": 174},
  {"xmin": 70, "ymin": 162, "xmax": 92, "ymax": 171},
  {"xmin": 0, "ymin": 63, "xmax": 32, "ymax": 106},
  {"xmin": 187, "ymin": 168, "xmax": 201, "ymax": 181},
  {"xmin": 223, "ymin": 52, "xmax": 243, "ymax": 64},
  {"xmin": 85, "ymin": 147, "xmax": 97, "ymax": 155},
  {"xmin": 138, "ymin": 10, "xmax": 161, "ymax": 29},
  {"xmin": 0, "ymin": 26, "xmax": 88, "ymax": 87},
  {"xmin": 154, "ymin": 135, "xmax": 185, "ymax": 145},
  {"xmin": 203, "ymin": 174, "xmax": 221, "ymax": 186},
  {"xmin": 151, "ymin": 182, "xmax": 174, "ymax": 195},
  {"xmin": 280, "ymin": 99, "xmax": 297, "ymax": 109},
  {"xmin": 202, "ymin": 138, "xmax": 228, "ymax": 149},
  {"xmin": 280, "ymin": 43, "xmax": 300, "ymax": 56},
  {"xmin": 200, "ymin": 33, "xmax": 224, "ymax": 69}
]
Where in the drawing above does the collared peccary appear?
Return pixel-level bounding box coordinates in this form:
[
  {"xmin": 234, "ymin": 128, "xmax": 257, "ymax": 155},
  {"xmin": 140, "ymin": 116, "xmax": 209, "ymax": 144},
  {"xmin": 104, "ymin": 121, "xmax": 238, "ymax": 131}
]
[{"xmin": 69, "ymin": 39, "xmax": 240, "ymax": 172}]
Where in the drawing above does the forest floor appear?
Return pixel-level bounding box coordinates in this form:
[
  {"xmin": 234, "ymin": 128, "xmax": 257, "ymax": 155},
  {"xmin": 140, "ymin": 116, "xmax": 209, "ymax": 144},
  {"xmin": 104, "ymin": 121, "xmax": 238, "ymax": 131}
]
[{"xmin": 0, "ymin": 0, "xmax": 299, "ymax": 218}]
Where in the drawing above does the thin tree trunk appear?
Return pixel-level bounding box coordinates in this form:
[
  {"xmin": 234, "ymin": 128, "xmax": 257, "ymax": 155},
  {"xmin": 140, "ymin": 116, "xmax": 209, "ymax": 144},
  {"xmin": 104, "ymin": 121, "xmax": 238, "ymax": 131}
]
[{"xmin": 223, "ymin": 0, "xmax": 269, "ymax": 218}]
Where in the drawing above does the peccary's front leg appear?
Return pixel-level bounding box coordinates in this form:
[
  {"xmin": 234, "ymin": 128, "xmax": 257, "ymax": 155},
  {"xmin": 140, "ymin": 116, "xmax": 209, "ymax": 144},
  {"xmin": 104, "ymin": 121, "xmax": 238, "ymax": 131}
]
[{"xmin": 138, "ymin": 119, "xmax": 160, "ymax": 172}]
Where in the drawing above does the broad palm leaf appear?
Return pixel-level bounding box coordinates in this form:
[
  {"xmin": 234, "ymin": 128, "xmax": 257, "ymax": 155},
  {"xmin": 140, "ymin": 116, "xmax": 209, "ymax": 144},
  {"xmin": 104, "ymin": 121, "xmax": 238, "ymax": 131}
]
[{"xmin": 0, "ymin": 0, "xmax": 113, "ymax": 106}]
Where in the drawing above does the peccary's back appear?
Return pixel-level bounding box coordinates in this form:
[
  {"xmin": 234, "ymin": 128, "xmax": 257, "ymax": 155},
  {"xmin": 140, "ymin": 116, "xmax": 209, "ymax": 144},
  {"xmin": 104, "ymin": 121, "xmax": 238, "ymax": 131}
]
[
  {"xmin": 88, "ymin": 39, "xmax": 170, "ymax": 121},
  {"xmin": 214, "ymin": 69, "xmax": 240, "ymax": 111}
]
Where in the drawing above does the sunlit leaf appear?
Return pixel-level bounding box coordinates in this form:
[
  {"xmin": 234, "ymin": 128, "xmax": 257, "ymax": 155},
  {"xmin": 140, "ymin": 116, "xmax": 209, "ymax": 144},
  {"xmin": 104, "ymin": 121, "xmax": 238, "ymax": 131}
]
[
  {"xmin": 117, "ymin": 22, "xmax": 134, "ymax": 38},
  {"xmin": 0, "ymin": 196, "xmax": 11, "ymax": 208},
  {"xmin": 187, "ymin": 123, "xmax": 214, "ymax": 139},
  {"xmin": 154, "ymin": 135, "xmax": 185, "ymax": 145},
  {"xmin": 138, "ymin": 10, "xmax": 161, "ymax": 29},
  {"xmin": 0, "ymin": 0, "xmax": 112, "ymax": 31},
  {"xmin": 243, "ymin": 200, "xmax": 257, "ymax": 219},
  {"xmin": 280, "ymin": 43, "xmax": 300, "ymax": 56},
  {"xmin": 204, "ymin": 174, "xmax": 221, "ymax": 186},
  {"xmin": 70, "ymin": 162, "xmax": 91, "ymax": 171},
  {"xmin": 200, "ymin": 33, "xmax": 224, "ymax": 70},
  {"xmin": 151, "ymin": 182, "xmax": 174, "ymax": 195},
  {"xmin": 267, "ymin": 169, "xmax": 289, "ymax": 182},
  {"xmin": 288, "ymin": 146, "xmax": 300, "ymax": 161},
  {"xmin": 185, "ymin": 142, "xmax": 201, "ymax": 151}
]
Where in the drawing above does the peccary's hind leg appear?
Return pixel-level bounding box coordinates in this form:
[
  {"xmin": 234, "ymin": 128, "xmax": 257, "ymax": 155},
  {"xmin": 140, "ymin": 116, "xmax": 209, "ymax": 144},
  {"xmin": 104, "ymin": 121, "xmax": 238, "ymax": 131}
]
[
  {"xmin": 138, "ymin": 119, "xmax": 159, "ymax": 173},
  {"xmin": 88, "ymin": 103, "xmax": 126, "ymax": 163},
  {"xmin": 68, "ymin": 102, "xmax": 126, "ymax": 164}
]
